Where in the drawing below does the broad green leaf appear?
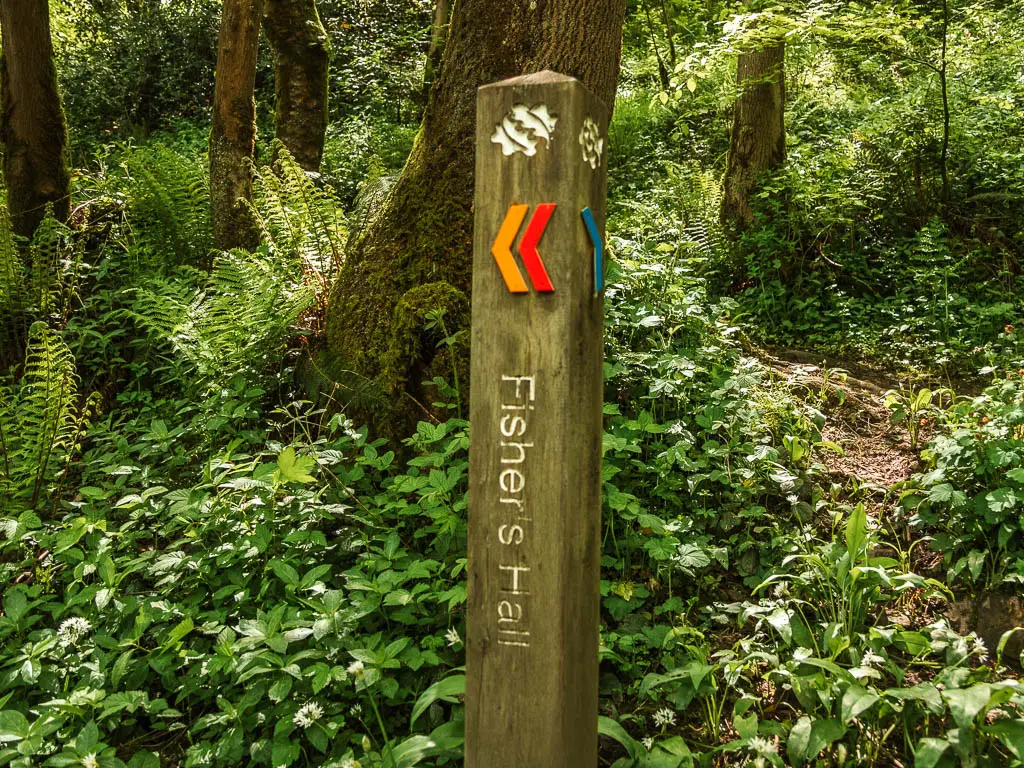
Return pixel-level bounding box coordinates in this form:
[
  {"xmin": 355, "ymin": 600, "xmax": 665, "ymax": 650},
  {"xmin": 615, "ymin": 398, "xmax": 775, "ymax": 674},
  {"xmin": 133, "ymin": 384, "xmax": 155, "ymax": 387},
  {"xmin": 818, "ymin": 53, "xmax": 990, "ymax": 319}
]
[
  {"xmin": 884, "ymin": 683, "xmax": 943, "ymax": 714},
  {"xmin": 599, "ymin": 716, "xmax": 643, "ymax": 762},
  {"xmin": 914, "ymin": 388, "xmax": 932, "ymax": 411},
  {"xmin": 675, "ymin": 543, "xmax": 710, "ymax": 571},
  {"xmin": 986, "ymin": 487, "xmax": 1016, "ymax": 515},
  {"xmin": 927, "ymin": 483, "xmax": 956, "ymax": 503},
  {"xmin": 914, "ymin": 737, "xmax": 950, "ymax": 768},
  {"xmin": 787, "ymin": 716, "xmax": 812, "ymax": 766},
  {"xmin": 788, "ymin": 716, "xmax": 845, "ymax": 766},
  {"xmin": 841, "ymin": 685, "xmax": 879, "ymax": 723},
  {"xmin": 392, "ymin": 734, "xmax": 439, "ymax": 767},
  {"xmin": 0, "ymin": 711, "xmax": 29, "ymax": 742},
  {"xmin": 276, "ymin": 447, "xmax": 316, "ymax": 484},
  {"xmin": 268, "ymin": 559, "xmax": 300, "ymax": 588},
  {"xmin": 987, "ymin": 719, "xmax": 1024, "ymax": 760},
  {"xmin": 846, "ymin": 505, "xmax": 867, "ymax": 561},
  {"xmin": 944, "ymin": 684, "xmax": 992, "ymax": 728},
  {"xmin": 766, "ymin": 607, "xmax": 793, "ymax": 645},
  {"xmin": 75, "ymin": 721, "xmax": 99, "ymax": 754},
  {"xmin": 411, "ymin": 675, "xmax": 465, "ymax": 726},
  {"xmin": 967, "ymin": 550, "xmax": 986, "ymax": 581},
  {"xmin": 735, "ymin": 711, "xmax": 758, "ymax": 741},
  {"xmin": 2, "ymin": 590, "xmax": 28, "ymax": 624},
  {"xmin": 165, "ymin": 618, "xmax": 194, "ymax": 645},
  {"xmin": 1006, "ymin": 468, "xmax": 1024, "ymax": 485},
  {"xmin": 998, "ymin": 628, "xmax": 1024, "ymax": 665},
  {"xmin": 268, "ymin": 676, "xmax": 292, "ymax": 702},
  {"xmin": 127, "ymin": 751, "xmax": 161, "ymax": 768}
]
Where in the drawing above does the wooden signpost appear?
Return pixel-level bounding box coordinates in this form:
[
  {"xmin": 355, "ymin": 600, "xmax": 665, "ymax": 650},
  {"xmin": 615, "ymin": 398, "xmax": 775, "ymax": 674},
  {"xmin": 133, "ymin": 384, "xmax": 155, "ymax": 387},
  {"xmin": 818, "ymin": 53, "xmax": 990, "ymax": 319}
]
[{"xmin": 466, "ymin": 71, "xmax": 608, "ymax": 767}]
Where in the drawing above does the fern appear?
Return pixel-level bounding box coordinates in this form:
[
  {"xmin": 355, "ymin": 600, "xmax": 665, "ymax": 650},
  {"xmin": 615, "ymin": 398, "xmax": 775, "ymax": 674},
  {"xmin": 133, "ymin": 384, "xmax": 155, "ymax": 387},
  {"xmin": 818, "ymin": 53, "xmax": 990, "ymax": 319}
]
[
  {"xmin": 669, "ymin": 162, "xmax": 728, "ymax": 265},
  {"xmin": 127, "ymin": 249, "xmax": 313, "ymax": 388},
  {"xmin": 124, "ymin": 142, "xmax": 212, "ymax": 272},
  {"xmin": 0, "ymin": 322, "xmax": 97, "ymax": 512},
  {"xmin": 250, "ymin": 144, "xmax": 346, "ymax": 308},
  {"xmin": 0, "ymin": 208, "xmax": 80, "ymax": 361}
]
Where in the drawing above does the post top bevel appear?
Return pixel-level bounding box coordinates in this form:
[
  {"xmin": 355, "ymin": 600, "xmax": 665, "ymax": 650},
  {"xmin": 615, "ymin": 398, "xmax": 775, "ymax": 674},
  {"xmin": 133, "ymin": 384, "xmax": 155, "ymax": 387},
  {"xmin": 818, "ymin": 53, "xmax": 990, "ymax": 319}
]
[{"xmin": 479, "ymin": 69, "xmax": 580, "ymax": 92}]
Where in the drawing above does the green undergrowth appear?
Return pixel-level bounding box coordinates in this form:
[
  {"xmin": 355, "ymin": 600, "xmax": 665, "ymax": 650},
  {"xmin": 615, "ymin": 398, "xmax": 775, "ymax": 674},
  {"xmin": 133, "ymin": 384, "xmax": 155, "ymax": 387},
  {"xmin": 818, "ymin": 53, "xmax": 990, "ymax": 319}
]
[
  {"xmin": 4, "ymin": 50, "xmax": 1024, "ymax": 763},
  {"xmin": 2, "ymin": 134, "xmax": 1024, "ymax": 768}
]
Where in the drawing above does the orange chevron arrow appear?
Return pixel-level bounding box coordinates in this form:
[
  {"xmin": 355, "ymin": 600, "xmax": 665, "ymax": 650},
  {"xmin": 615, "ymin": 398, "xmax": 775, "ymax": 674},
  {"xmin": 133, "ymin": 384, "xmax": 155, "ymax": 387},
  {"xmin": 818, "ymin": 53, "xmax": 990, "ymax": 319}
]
[
  {"xmin": 518, "ymin": 203, "xmax": 555, "ymax": 293},
  {"xmin": 491, "ymin": 204, "xmax": 530, "ymax": 293}
]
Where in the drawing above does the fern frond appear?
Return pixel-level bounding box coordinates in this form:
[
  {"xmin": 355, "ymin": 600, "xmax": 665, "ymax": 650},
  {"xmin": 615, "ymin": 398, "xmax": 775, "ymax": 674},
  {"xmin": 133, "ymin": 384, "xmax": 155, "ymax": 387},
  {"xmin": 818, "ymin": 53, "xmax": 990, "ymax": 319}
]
[
  {"xmin": 0, "ymin": 322, "xmax": 92, "ymax": 511},
  {"xmin": 124, "ymin": 143, "xmax": 212, "ymax": 271},
  {"xmin": 251, "ymin": 144, "xmax": 346, "ymax": 304},
  {"xmin": 126, "ymin": 249, "xmax": 313, "ymax": 389}
]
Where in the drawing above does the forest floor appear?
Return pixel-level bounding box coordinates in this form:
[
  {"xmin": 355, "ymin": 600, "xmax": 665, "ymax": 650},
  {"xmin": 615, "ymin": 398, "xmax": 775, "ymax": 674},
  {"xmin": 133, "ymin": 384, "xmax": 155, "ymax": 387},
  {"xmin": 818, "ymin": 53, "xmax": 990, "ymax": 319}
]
[
  {"xmin": 760, "ymin": 349, "xmax": 918, "ymax": 489},
  {"xmin": 764, "ymin": 350, "xmax": 1024, "ymax": 663}
]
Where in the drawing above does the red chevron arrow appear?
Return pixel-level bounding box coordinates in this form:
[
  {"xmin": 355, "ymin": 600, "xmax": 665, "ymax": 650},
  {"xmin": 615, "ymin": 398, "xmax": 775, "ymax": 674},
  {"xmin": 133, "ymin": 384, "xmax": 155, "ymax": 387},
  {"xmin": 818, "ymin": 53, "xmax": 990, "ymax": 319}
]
[{"xmin": 518, "ymin": 203, "xmax": 555, "ymax": 292}]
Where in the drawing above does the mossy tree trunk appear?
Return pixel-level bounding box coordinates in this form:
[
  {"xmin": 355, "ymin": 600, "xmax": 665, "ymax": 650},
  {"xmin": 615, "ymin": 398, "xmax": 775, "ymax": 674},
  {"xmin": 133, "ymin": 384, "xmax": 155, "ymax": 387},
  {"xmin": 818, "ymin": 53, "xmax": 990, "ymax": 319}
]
[
  {"xmin": 0, "ymin": 0, "xmax": 71, "ymax": 240},
  {"xmin": 420, "ymin": 0, "xmax": 450, "ymax": 105},
  {"xmin": 323, "ymin": 0, "xmax": 626, "ymax": 436},
  {"xmin": 263, "ymin": 0, "xmax": 331, "ymax": 172},
  {"xmin": 210, "ymin": 0, "xmax": 264, "ymax": 251},
  {"xmin": 720, "ymin": 41, "xmax": 785, "ymax": 230}
]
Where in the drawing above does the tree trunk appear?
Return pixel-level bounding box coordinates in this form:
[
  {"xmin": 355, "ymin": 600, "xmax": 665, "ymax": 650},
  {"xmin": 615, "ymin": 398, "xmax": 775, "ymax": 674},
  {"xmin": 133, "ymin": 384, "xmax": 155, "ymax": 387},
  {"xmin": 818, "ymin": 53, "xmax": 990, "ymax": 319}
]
[
  {"xmin": 210, "ymin": 0, "xmax": 264, "ymax": 251},
  {"xmin": 263, "ymin": 0, "xmax": 331, "ymax": 172},
  {"xmin": 0, "ymin": 0, "xmax": 71, "ymax": 240},
  {"xmin": 721, "ymin": 42, "xmax": 785, "ymax": 230},
  {"xmin": 420, "ymin": 0, "xmax": 450, "ymax": 104},
  {"xmin": 322, "ymin": 0, "xmax": 625, "ymax": 436}
]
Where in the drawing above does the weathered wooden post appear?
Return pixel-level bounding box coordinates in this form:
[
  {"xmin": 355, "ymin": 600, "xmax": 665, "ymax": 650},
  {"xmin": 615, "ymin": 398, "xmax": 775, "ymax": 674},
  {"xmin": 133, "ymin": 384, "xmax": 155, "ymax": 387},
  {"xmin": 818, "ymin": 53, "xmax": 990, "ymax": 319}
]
[{"xmin": 466, "ymin": 71, "xmax": 608, "ymax": 766}]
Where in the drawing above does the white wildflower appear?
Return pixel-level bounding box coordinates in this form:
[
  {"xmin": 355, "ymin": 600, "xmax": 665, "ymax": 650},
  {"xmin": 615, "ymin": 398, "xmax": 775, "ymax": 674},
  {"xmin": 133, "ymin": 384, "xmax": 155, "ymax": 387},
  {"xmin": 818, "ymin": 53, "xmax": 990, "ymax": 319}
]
[
  {"xmin": 293, "ymin": 701, "xmax": 324, "ymax": 729},
  {"xmin": 347, "ymin": 660, "xmax": 366, "ymax": 679},
  {"xmin": 444, "ymin": 627, "xmax": 461, "ymax": 647},
  {"xmin": 861, "ymin": 650, "xmax": 885, "ymax": 668},
  {"xmin": 641, "ymin": 736, "xmax": 654, "ymax": 751},
  {"xmin": 58, "ymin": 617, "xmax": 92, "ymax": 646},
  {"xmin": 340, "ymin": 759, "xmax": 361, "ymax": 768},
  {"xmin": 81, "ymin": 754, "xmax": 99, "ymax": 768},
  {"xmin": 973, "ymin": 636, "xmax": 989, "ymax": 663},
  {"xmin": 750, "ymin": 736, "xmax": 778, "ymax": 755},
  {"xmin": 652, "ymin": 707, "xmax": 675, "ymax": 728},
  {"xmin": 349, "ymin": 703, "xmax": 363, "ymax": 716}
]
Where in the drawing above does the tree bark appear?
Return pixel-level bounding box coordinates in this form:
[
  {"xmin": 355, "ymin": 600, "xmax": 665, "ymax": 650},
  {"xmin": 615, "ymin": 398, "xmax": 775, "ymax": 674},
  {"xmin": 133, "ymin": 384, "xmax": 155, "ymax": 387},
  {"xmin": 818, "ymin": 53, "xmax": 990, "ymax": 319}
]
[
  {"xmin": 0, "ymin": 0, "xmax": 71, "ymax": 240},
  {"xmin": 322, "ymin": 0, "xmax": 626, "ymax": 436},
  {"xmin": 263, "ymin": 0, "xmax": 331, "ymax": 172},
  {"xmin": 720, "ymin": 41, "xmax": 786, "ymax": 230},
  {"xmin": 210, "ymin": 0, "xmax": 264, "ymax": 251},
  {"xmin": 420, "ymin": 0, "xmax": 450, "ymax": 105}
]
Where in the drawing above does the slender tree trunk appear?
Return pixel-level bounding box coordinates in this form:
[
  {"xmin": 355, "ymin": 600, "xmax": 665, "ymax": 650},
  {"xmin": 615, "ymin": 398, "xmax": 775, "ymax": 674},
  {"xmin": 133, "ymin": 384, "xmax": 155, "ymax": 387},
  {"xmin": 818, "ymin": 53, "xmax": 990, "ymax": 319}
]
[
  {"xmin": 263, "ymin": 0, "xmax": 331, "ymax": 172},
  {"xmin": 659, "ymin": 0, "xmax": 677, "ymax": 68},
  {"xmin": 644, "ymin": 3, "xmax": 670, "ymax": 90},
  {"xmin": 322, "ymin": 0, "xmax": 626, "ymax": 435},
  {"xmin": 421, "ymin": 0, "xmax": 450, "ymax": 104},
  {"xmin": 939, "ymin": 0, "xmax": 950, "ymax": 206},
  {"xmin": 210, "ymin": 0, "xmax": 264, "ymax": 251},
  {"xmin": 0, "ymin": 0, "xmax": 71, "ymax": 240},
  {"xmin": 721, "ymin": 41, "xmax": 786, "ymax": 229}
]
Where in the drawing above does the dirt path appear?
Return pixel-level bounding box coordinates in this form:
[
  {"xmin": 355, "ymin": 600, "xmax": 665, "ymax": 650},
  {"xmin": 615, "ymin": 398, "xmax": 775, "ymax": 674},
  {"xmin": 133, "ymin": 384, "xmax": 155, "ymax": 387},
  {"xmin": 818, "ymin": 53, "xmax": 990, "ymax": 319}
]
[{"xmin": 758, "ymin": 348, "xmax": 922, "ymax": 492}]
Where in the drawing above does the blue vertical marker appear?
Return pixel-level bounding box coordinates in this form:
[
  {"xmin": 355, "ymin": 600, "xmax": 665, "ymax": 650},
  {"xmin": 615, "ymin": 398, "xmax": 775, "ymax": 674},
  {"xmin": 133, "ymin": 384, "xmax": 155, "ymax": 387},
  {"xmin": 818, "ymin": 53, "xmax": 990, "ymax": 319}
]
[{"xmin": 581, "ymin": 206, "xmax": 603, "ymax": 294}]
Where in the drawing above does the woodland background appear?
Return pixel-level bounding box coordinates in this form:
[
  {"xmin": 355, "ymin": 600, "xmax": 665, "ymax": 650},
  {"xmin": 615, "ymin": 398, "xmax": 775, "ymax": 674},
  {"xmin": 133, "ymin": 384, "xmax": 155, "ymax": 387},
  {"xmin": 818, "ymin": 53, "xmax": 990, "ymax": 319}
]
[{"xmin": 1, "ymin": 1, "xmax": 1024, "ymax": 766}]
